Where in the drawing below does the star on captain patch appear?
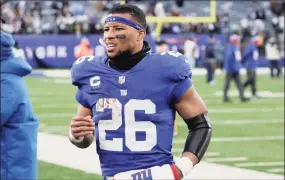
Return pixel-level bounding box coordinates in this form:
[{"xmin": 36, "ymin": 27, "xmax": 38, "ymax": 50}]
[{"xmin": 118, "ymin": 76, "xmax": 126, "ymax": 85}]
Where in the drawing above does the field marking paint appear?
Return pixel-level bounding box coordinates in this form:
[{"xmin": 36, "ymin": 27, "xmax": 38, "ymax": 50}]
[
  {"xmin": 178, "ymin": 119, "xmax": 284, "ymax": 126},
  {"xmin": 209, "ymin": 107, "xmax": 284, "ymax": 113},
  {"xmin": 38, "ymin": 132, "xmax": 284, "ymax": 179},
  {"xmin": 236, "ymin": 162, "xmax": 284, "ymax": 167},
  {"xmin": 267, "ymin": 168, "xmax": 284, "ymax": 173},
  {"xmin": 172, "ymin": 149, "xmax": 220, "ymax": 157},
  {"xmin": 205, "ymin": 157, "xmax": 248, "ymax": 162},
  {"xmin": 174, "ymin": 136, "xmax": 284, "ymax": 144},
  {"xmin": 215, "ymin": 91, "xmax": 284, "ymax": 98}
]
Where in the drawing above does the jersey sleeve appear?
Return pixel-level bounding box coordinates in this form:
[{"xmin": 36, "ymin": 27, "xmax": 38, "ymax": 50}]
[
  {"xmin": 71, "ymin": 56, "xmax": 95, "ymax": 108},
  {"xmin": 167, "ymin": 53, "xmax": 193, "ymax": 104}
]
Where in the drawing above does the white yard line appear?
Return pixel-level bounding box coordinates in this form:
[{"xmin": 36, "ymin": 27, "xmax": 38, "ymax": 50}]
[
  {"xmin": 172, "ymin": 149, "xmax": 220, "ymax": 157},
  {"xmin": 174, "ymin": 136, "xmax": 284, "ymax": 144},
  {"xmin": 236, "ymin": 162, "xmax": 285, "ymax": 167},
  {"xmin": 205, "ymin": 157, "xmax": 248, "ymax": 162},
  {"xmin": 178, "ymin": 119, "xmax": 284, "ymax": 126},
  {"xmin": 214, "ymin": 90, "xmax": 284, "ymax": 98},
  {"xmin": 267, "ymin": 168, "xmax": 284, "ymax": 173},
  {"xmin": 38, "ymin": 133, "xmax": 284, "ymax": 179},
  {"xmin": 209, "ymin": 107, "xmax": 284, "ymax": 113}
]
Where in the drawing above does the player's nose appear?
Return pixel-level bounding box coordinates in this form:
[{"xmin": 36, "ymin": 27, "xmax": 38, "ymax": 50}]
[{"xmin": 104, "ymin": 30, "xmax": 116, "ymax": 40}]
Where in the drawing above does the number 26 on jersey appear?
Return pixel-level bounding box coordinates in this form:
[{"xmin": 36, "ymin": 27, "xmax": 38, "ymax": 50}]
[{"xmin": 96, "ymin": 98, "xmax": 157, "ymax": 152}]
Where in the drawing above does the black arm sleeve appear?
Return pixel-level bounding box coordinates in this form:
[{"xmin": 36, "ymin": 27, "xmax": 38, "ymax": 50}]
[{"xmin": 183, "ymin": 112, "xmax": 212, "ymax": 161}]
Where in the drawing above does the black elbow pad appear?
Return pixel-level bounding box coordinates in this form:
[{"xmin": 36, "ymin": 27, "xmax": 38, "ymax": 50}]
[{"xmin": 183, "ymin": 112, "xmax": 212, "ymax": 161}]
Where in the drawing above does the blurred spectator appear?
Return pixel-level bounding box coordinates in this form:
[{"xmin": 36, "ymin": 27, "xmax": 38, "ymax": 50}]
[
  {"xmin": 155, "ymin": 39, "xmax": 169, "ymax": 53},
  {"xmin": 204, "ymin": 34, "xmax": 217, "ymax": 85},
  {"xmin": 74, "ymin": 37, "xmax": 93, "ymax": 58},
  {"xmin": 214, "ymin": 39, "xmax": 225, "ymax": 70},
  {"xmin": 184, "ymin": 37, "xmax": 199, "ymax": 68},
  {"xmin": 223, "ymin": 34, "xmax": 249, "ymax": 103},
  {"xmin": 56, "ymin": 6, "xmax": 75, "ymax": 34},
  {"xmin": 265, "ymin": 37, "xmax": 282, "ymax": 78},
  {"xmin": 242, "ymin": 36, "xmax": 261, "ymax": 98}
]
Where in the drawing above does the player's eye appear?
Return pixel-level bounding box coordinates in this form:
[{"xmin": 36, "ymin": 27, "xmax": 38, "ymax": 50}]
[
  {"xmin": 116, "ymin": 28, "xmax": 123, "ymax": 31},
  {"xmin": 104, "ymin": 28, "xmax": 109, "ymax": 32}
]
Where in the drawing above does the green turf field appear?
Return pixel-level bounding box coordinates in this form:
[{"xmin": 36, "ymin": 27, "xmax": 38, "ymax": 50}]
[{"xmin": 26, "ymin": 73, "xmax": 284, "ymax": 178}]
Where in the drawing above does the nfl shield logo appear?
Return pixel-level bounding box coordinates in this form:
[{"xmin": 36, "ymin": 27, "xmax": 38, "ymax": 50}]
[{"xmin": 118, "ymin": 76, "xmax": 126, "ymax": 85}]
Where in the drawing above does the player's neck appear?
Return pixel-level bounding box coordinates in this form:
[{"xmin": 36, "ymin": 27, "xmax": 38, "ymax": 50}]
[{"xmin": 108, "ymin": 41, "xmax": 150, "ymax": 70}]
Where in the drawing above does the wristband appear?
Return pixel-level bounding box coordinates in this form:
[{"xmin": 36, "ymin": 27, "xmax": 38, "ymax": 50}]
[{"xmin": 68, "ymin": 128, "xmax": 84, "ymax": 143}]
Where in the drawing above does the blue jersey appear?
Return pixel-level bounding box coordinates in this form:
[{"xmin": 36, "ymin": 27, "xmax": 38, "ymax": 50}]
[
  {"xmin": 242, "ymin": 42, "xmax": 259, "ymax": 70},
  {"xmin": 224, "ymin": 43, "xmax": 242, "ymax": 73},
  {"xmin": 71, "ymin": 51, "xmax": 192, "ymax": 176}
]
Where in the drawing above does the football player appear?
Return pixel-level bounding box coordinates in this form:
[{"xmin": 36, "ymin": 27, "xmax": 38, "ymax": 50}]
[{"xmin": 68, "ymin": 4, "xmax": 212, "ymax": 180}]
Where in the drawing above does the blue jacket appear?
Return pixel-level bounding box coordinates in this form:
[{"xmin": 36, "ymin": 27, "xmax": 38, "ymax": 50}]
[
  {"xmin": 1, "ymin": 31, "xmax": 38, "ymax": 180},
  {"xmin": 242, "ymin": 42, "xmax": 259, "ymax": 70},
  {"xmin": 224, "ymin": 43, "xmax": 242, "ymax": 73}
]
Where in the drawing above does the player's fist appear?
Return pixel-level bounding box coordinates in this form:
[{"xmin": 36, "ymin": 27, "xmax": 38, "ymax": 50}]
[{"xmin": 70, "ymin": 115, "xmax": 95, "ymax": 139}]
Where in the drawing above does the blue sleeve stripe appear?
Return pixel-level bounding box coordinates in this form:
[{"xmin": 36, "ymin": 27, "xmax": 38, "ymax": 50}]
[{"xmin": 172, "ymin": 78, "xmax": 192, "ymax": 104}]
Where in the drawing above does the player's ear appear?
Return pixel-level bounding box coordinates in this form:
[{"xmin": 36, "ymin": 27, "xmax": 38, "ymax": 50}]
[{"xmin": 137, "ymin": 30, "xmax": 146, "ymax": 41}]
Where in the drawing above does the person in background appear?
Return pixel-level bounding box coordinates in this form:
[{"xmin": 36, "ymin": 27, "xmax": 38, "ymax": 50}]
[
  {"xmin": 184, "ymin": 37, "xmax": 199, "ymax": 68},
  {"xmin": 242, "ymin": 36, "xmax": 261, "ymax": 98},
  {"xmin": 204, "ymin": 34, "xmax": 217, "ymax": 85},
  {"xmin": 74, "ymin": 37, "xmax": 94, "ymax": 59},
  {"xmin": 214, "ymin": 39, "xmax": 225, "ymax": 71},
  {"xmin": 155, "ymin": 39, "xmax": 179, "ymax": 137},
  {"xmin": 265, "ymin": 37, "xmax": 282, "ymax": 78},
  {"xmin": 223, "ymin": 34, "xmax": 250, "ymax": 103},
  {"xmin": 1, "ymin": 31, "xmax": 38, "ymax": 180}
]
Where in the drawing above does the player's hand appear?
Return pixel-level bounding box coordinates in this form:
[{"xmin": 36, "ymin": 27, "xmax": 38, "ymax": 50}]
[
  {"xmin": 113, "ymin": 164, "xmax": 182, "ymax": 180},
  {"xmin": 70, "ymin": 115, "xmax": 95, "ymax": 139}
]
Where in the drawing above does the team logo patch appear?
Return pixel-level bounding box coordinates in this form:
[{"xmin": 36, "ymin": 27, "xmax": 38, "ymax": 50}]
[{"xmin": 118, "ymin": 76, "xmax": 126, "ymax": 85}]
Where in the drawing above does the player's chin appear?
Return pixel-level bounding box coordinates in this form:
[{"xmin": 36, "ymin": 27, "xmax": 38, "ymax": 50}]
[{"xmin": 107, "ymin": 51, "xmax": 119, "ymax": 58}]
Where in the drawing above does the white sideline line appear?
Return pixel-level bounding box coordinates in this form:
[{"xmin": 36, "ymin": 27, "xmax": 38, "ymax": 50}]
[
  {"xmin": 215, "ymin": 90, "xmax": 285, "ymax": 98},
  {"xmin": 172, "ymin": 149, "xmax": 220, "ymax": 157},
  {"xmin": 205, "ymin": 157, "xmax": 248, "ymax": 162},
  {"xmin": 178, "ymin": 119, "xmax": 284, "ymax": 126},
  {"xmin": 236, "ymin": 162, "xmax": 285, "ymax": 167},
  {"xmin": 174, "ymin": 136, "xmax": 284, "ymax": 144},
  {"xmin": 38, "ymin": 132, "xmax": 284, "ymax": 179},
  {"xmin": 211, "ymin": 119, "xmax": 284, "ymax": 125},
  {"xmin": 267, "ymin": 168, "xmax": 284, "ymax": 173}
]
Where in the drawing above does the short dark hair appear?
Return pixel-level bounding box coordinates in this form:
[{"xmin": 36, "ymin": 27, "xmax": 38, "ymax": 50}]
[{"xmin": 108, "ymin": 4, "xmax": 147, "ymax": 29}]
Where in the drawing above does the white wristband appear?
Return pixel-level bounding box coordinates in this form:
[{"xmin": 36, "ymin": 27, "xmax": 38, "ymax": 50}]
[
  {"xmin": 68, "ymin": 128, "xmax": 84, "ymax": 143},
  {"xmin": 175, "ymin": 157, "xmax": 194, "ymax": 177}
]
